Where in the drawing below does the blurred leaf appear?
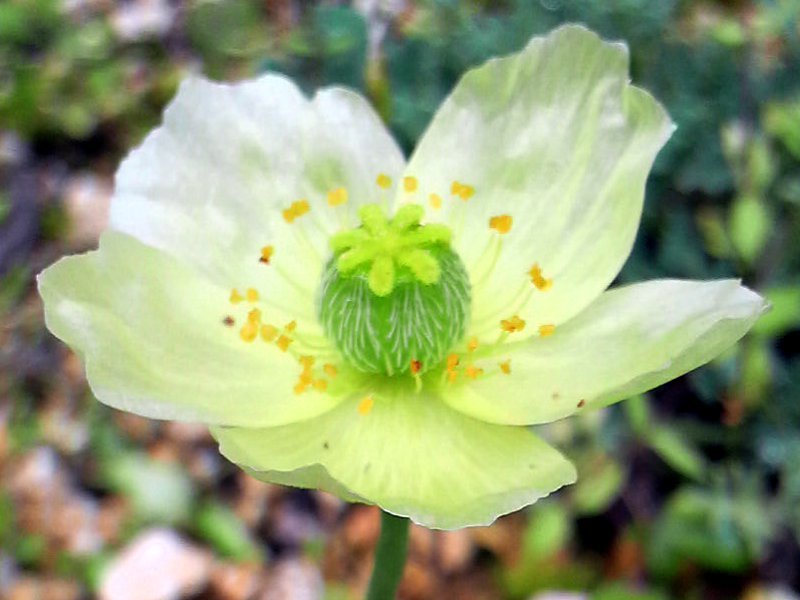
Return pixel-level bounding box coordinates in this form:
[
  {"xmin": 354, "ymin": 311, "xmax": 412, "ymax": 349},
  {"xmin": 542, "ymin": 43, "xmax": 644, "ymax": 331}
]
[
  {"xmin": 623, "ymin": 394, "xmax": 651, "ymax": 435},
  {"xmin": 194, "ymin": 502, "xmax": 263, "ymax": 562},
  {"xmin": 765, "ymin": 99, "xmax": 800, "ymax": 160},
  {"xmin": 573, "ymin": 454, "xmax": 625, "ymax": 515},
  {"xmin": 592, "ymin": 583, "xmax": 669, "ymax": 600},
  {"xmin": 648, "ymin": 426, "xmax": 706, "ymax": 480},
  {"xmin": 729, "ymin": 195, "xmax": 772, "ymax": 265},
  {"xmin": 522, "ymin": 501, "xmax": 571, "ymax": 562},
  {"xmin": 104, "ymin": 453, "xmax": 195, "ymax": 525},
  {"xmin": 738, "ymin": 339, "xmax": 773, "ymax": 408},
  {"xmin": 752, "ymin": 286, "xmax": 800, "ymax": 337}
]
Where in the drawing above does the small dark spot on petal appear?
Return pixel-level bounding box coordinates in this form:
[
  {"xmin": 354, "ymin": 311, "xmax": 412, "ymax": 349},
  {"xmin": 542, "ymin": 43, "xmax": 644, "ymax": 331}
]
[
  {"xmin": 551, "ymin": 392, "xmax": 560, "ymax": 401},
  {"xmin": 577, "ymin": 399, "xmax": 586, "ymax": 408},
  {"xmin": 323, "ymin": 441, "xmax": 329, "ymax": 450},
  {"xmin": 222, "ymin": 316, "xmax": 235, "ymax": 327}
]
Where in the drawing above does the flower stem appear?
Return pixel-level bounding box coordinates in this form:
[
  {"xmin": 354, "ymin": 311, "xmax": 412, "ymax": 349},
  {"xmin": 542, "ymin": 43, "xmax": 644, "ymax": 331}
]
[{"xmin": 365, "ymin": 511, "xmax": 410, "ymax": 600}]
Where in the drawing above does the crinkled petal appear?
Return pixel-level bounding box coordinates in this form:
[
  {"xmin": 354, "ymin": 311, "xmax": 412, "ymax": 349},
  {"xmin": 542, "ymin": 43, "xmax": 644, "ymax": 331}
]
[
  {"xmin": 443, "ymin": 280, "xmax": 766, "ymax": 425},
  {"xmin": 211, "ymin": 389, "xmax": 576, "ymax": 529},
  {"xmin": 110, "ymin": 74, "xmax": 405, "ymax": 326},
  {"xmin": 38, "ymin": 232, "xmax": 343, "ymax": 427},
  {"xmin": 400, "ymin": 25, "xmax": 674, "ymax": 337}
]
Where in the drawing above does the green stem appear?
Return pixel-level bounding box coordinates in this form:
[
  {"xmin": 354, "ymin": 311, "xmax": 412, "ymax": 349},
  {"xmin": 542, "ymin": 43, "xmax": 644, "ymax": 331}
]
[{"xmin": 365, "ymin": 511, "xmax": 410, "ymax": 600}]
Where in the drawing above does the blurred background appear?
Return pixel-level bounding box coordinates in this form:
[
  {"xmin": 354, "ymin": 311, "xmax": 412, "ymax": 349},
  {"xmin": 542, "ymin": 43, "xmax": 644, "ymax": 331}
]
[{"xmin": 1, "ymin": 1, "xmax": 800, "ymax": 599}]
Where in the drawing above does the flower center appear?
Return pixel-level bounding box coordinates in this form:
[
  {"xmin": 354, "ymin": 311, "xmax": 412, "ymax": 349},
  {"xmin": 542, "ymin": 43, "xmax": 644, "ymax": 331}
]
[{"xmin": 317, "ymin": 203, "xmax": 470, "ymax": 376}]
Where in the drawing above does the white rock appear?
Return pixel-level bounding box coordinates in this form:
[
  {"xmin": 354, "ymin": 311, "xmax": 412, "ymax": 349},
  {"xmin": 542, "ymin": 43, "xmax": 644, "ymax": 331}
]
[{"xmin": 100, "ymin": 528, "xmax": 212, "ymax": 600}]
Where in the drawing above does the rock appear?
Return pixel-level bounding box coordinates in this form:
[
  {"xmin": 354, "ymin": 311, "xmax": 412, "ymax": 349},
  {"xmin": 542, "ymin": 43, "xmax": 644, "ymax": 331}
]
[
  {"xmin": 62, "ymin": 172, "xmax": 112, "ymax": 246},
  {"xmin": 259, "ymin": 558, "xmax": 323, "ymax": 600},
  {"xmin": 99, "ymin": 528, "xmax": 212, "ymax": 600}
]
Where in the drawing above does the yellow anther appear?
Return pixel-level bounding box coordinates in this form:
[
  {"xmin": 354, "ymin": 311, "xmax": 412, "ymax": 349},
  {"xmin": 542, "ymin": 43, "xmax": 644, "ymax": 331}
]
[
  {"xmin": 465, "ymin": 365, "xmax": 484, "ymax": 379},
  {"xmin": 429, "ymin": 193, "xmax": 442, "ymax": 210},
  {"xmin": 328, "ymin": 187, "xmax": 348, "ymax": 207},
  {"xmin": 501, "ymin": 315, "xmax": 526, "ymax": 333},
  {"xmin": 285, "ymin": 320, "xmax": 297, "ymax": 333},
  {"xmin": 403, "ymin": 176, "xmax": 418, "ymax": 192},
  {"xmin": 299, "ymin": 370, "xmax": 314, "ymax": 385},
  {"xmin": 451, "ymin": 181, "xmax": 474, "ymax": 201},
  {"xmin": 260, "ymin": 245, "xmax": 274, "ymax": 264},
  {"xmin": 358, "ymin": 396, "xmax": 374, "ymax": 416},
  {"xmin": 293, "ymin": 382, "xmax": 308, "ymax": 395},
  {"xmin": 467, "ymin": 336, "xmax": 479, "ymax": 352},
  {"xmin": 300, "ymin": 355, "xmax": 315, "ymax": 371},
  {"xmin": 376, "ymin": 173, "xmax": 392, "ymax": 189},
  {"xmin": 247, "ymin": 308, "xmax": 262, "ymax": 323},
  {"xmin": 446, "ymin": 354, "xmax": 460, "ymax": 370},
  {"xmin": 323, "ymin": 364, "xmax": 338, "ymax": 378},
  {"xmin": 447, "ymin": 370, "xmax": 459, "ymax": 383},
  {"xmin": 283, "ymin": 199, "xmax": 310, "ymax": 223},
  {"xmin": 499, "ymin": 360, "xmax": 511, "ymax": 375},
  {"xmin": 313, "ymin": 379, "xmax": 328, "ymax": 392},
  {"xmin": 276, "ymin": 335, "xmax": 292, "ymax": 352},
  {"xmin": 410, "ymin": 359, "xmax": 422, "ymax": 375},
  {"xmin": 239, "ymin": 320, "xmax": 258, "ymax": 343},
  {"xmin": 246, "ymin": 288, "xmax": 259, "ymax": 303},
  {"xmin": 539, "ymin": 324, "xmax": 556, "ymax": 337},
  {"xmin": 229, "ymin": 289, "xmax": 244, "ymax": 304},
  {"xmin": 293, "ymin": 199, "xmax": 310, "ymax": 216},
  {"xmin": 528, "ymin": 263, "xmax": 553, "ymax": 291},
  {"xmin": 489, "ymin": 215, "xmax": 513, "ymax": 234},
  {"xmin": 260, "ymin": 324, "xmax": 278, "ymax": 342}
]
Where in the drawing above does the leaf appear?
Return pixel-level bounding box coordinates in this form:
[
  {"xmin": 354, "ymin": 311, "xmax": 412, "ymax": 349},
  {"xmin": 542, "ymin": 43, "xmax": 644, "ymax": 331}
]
[{"xmin": 648, "ymin": 426, "xmax": 706, "ymax": 480}]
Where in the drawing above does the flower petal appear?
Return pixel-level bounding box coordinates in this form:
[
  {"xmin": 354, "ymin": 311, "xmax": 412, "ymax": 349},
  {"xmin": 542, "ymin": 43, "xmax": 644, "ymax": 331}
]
[
  {"xmin": 110, "ymin": 74, "xmax": 405, "ymax": 324},
  {"xmin": 401, "ymin": 25, "xmax": 674, "ymax": 336},
  {"xmin": 444, "ymin": 280, "xmax": 766, "ymax": 425},
  {"xmin": 38, "ymin": 232, "xmax": 343, "ymax": 427},
  {"xmin": 211, "ymin": 389, "xmax": 576, "ymax": 529}
]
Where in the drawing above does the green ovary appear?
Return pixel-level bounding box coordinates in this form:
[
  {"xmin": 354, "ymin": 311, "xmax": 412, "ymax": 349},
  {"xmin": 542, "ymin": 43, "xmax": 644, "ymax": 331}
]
[{"xmin": 317, "ymin": 203, "xmax": 471, "ymax": 376}]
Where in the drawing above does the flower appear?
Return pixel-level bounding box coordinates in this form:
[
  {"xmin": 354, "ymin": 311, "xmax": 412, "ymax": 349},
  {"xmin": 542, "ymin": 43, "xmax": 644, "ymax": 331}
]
[{"xmin": 38, "ymin": 25, "xmax": 766, "ymax": 530}]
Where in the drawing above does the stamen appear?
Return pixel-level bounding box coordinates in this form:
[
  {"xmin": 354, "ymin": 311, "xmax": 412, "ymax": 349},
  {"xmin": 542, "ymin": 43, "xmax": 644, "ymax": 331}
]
[
  {"xmin": 429, "ymin": 193, "xmax": 442, "ymax": 210},
  {"xmin": 465, "ymin": 365, "xmax": 484, "ymax": 379},
  {"xmin": 260, "ymin": 324, "xmax": 278, "ymax": 342},
  {"xmin": 247, "ymin": 308, "xmax": 262, "ymax": 323},
  {"xmin": 447, "ymin": 370, "xmax": 458, "ymax": 383},
  {"xmin": 467, "ymin": 337, "xmax": 479, "ymax": 352},
  {"xmin": 323, "ymin": 364, "xmax": 338, "ymax": 378},
  {"xmin": 410, "ymin": 360, "xmax": 422, "ymax": 375},
  {"xmin": 358, "ymin": 396, "xmax": 374, "ymax": 416},
  {"xmin": 229, "ymin": 289, "xmax": 244, "ymax": 304},
  {"xmin": 446, "ymin": 354, "xmax": 459, "ymax": 369},
  {"xmin": 403, "ymin": 176, "xmax": 418, "ymax": 192},
  {"xmin": 450, "ymin": 181, "xmax": 474, "ymax": 201},
  {"xmin": 285, "ymin": 320, "xmax": 297, "ymax": 333},
  {"xmin": 529, "ymin": 263, "xmax": 553, "ymax": 291},
  {"xmin": 500, "ymin": 315, "xmax": 526, "ymax": 333},
  {"xmin": 282, "ymin": 199, "xmax": 311, "ymax": 223},
  {"xmin": 376, "ymin": 173, "xmax": 392, "ymax": 189},
  {"xmin": 246, "ymin": 288, "xmax": 259, "ymax": 303},
  {"xmin": 489, "ymin": 215, "xmax": 513, "ymax": 234},
  {"xmin": 276, "ymin": 335, "xmax": 293, "ymax": 352},
  {"xmin": 259, "ymin": 246, "xmax": 274, "ymax": 265},
  {"xmin": 300, "ymin": 355, "xmax": 315, "ymax": 370},
  {"xmin": 294, "ymin": 382, "xmax": 308, "ymax": 395},
  {"xmin": 499, "ymin": 360, "xmax": 511, "ymax": 374},
  {"xmin": 313, "ymin": 379, "xmax": 328, "ymax": 392},
  {"xmin": 327, "ymin": 187, "xmax": 348, "ymax": 207},
  {"xmin": 239, "ymin": 321, "xmax": 258, "ymax": 343},
  {"xmin": 539, "ymin": 324, "xmax": 556, "ymax": 337}
]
